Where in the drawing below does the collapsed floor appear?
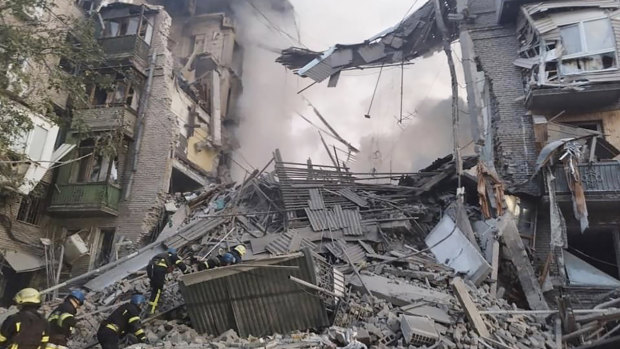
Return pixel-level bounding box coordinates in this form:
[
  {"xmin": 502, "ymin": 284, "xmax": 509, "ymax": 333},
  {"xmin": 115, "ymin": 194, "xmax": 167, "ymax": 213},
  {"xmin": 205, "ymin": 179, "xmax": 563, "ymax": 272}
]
[{"xmin": 3, "ymin": 151, "xmax": 620, "ymax": 348}]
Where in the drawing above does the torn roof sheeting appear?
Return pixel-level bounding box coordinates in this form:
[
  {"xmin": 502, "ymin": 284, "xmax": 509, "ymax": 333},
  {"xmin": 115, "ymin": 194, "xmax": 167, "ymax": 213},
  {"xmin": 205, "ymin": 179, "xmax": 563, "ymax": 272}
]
[
  {"xmin": 276, "ymin": 0, "xmax": 457, "ymax": 83},
  {"xmin": 179, "ymin": 249, "xmax": 332, "ymax": 337}
]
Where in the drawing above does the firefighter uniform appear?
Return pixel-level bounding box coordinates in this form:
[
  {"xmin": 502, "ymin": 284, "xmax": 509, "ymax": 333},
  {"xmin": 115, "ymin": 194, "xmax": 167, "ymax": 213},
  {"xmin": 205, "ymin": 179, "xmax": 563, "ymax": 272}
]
[
  {"xmin": 146, "ymin": 249, "xmax": 187, "ymax": 313},
  {"xmin": 96, "ymin": 300, "xmax": 146, "ymax": 349},
  {"xmin": 46, "ymin": 290, "xmax": 83, "ymax": 349},
  {"xmin": 0, "ymin": 288, "xmax": 50, "ymax": 349},
  {"xmin": 201, "ymin": 245, "xmax": 246, "ymax": 270}
]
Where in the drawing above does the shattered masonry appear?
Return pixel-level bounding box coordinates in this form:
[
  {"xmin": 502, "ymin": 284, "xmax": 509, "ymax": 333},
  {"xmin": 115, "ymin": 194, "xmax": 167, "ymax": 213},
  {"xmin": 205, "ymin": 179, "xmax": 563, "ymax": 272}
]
[{"xmin": 3, "ymin": 0, "xmax": 620, "ymax": 348}]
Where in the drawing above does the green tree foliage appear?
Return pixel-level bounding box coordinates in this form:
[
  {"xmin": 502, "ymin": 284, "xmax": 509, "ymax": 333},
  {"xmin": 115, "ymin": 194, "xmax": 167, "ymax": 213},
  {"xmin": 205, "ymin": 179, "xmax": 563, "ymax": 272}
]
[{"xmin": 0, "ymin": 0, "xmax": 121, "ymax": 193}]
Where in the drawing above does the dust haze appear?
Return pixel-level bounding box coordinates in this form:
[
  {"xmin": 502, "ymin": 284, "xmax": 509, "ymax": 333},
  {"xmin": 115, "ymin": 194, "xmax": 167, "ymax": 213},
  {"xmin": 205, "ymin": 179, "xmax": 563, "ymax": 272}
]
[{"xmin": 230, "ymin": 0, "xmax": 472, "ymax": 181}]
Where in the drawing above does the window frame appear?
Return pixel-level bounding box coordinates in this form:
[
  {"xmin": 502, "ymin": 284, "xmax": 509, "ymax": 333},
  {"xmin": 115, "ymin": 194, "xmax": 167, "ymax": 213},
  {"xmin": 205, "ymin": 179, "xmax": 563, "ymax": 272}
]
[
  {"xmin": 559, "ymin": 17, "xmax": 618, "ymax": 75},
  {"xmin": 16, "ymin": 194, "xmax": 44, "ymax": 226}
]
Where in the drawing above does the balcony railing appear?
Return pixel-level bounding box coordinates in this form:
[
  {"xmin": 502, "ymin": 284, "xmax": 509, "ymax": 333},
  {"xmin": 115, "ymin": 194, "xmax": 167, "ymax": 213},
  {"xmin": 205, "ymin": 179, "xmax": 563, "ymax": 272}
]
[
  {"xmin": 98, "ymin": 35, "xmax": 150, "ymax": 63},
  {"xmin": 72, "ymin": 105, "xmax": 137, "ymax": 138},
  {"xmin": 48, "ymin": 182, "xmax": 121, "ymax": 216},
  {"xmin": 549, "ymin": 162, "xmax": 620, "ymax": 194}
]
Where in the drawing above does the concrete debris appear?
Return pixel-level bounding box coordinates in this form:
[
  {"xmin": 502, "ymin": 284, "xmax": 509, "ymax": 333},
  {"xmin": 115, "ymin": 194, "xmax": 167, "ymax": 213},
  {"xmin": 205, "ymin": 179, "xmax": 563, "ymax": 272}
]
[{"xmin": 4, "ymin": 151, "xmax": 599, "ymax": 348}]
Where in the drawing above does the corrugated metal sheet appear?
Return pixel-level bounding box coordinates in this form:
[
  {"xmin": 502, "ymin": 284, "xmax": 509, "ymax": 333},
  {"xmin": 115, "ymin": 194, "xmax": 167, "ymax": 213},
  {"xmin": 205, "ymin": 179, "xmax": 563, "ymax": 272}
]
[
  {"xmin": 304, "ymin": 206, "xmax": 362, "ymax": 235},
  {"xmin": 297, "ymin": 46, "xmax": 339, "ymax": 82},
  {"xmin": 325, "ymin": 241, "xmax": 367, "ymax": 266},
  {"xmin": 179, "ymin": 250, "xmax": 330, "ymax": 336},
  {"xmin": 265, "ymin": 230, "xmax": 316, "ymax": 255},
  {"xmin": 344, "ymin": 209, "xmax": 363, "ymax": 236},
  {"xmin": 532, "ymin": 16, "xmax": 557, "ymax": 35},
  {"xmin": 84, "ymin": 217, "xmax": 226, "ymax": 291},
  {"xmin": 308, "ymin": 188, "xmax": 325, "ymax": 210},
  {"xmin": 338, "ymin": 188, "xmax": 368, "ymax": 207}
]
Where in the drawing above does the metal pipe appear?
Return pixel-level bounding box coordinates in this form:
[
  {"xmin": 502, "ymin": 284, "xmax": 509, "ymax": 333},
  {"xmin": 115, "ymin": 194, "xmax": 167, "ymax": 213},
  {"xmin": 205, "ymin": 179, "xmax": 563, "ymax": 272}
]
[
  {"xmin": 53, "ymin": 244, "xmax": 65, "ymax": 299},
  {"xmin": 288, "ymin": 275, "xmax": 339, "ymax": 298},
  {"xmin": 198, "ymin": 227, "xmax": 235, "ymax": 261},
  {"xmin": 338, "ymin": 241, "xmax": 373, "ymax": 297},
  {"xmin": 124, "ymin": 50, "xmax": 157, "ymax": 199},
  {"xmin": 40, "ymin": 249, "xmax": 142, "ymax": 294}
]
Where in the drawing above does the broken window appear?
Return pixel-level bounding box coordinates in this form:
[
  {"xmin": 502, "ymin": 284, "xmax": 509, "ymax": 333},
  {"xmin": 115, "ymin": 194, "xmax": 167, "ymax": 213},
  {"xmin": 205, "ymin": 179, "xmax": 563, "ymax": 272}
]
[
  {"xmin": 95, "ymin": 228, "xmax": 116, "ymax": 267},
  {"xmin": 139, "ymin": 18, "xmax": 153, "ymax": 45},
  {"xmin": 103, "ymin": 16, "xmax": 152, "ymax": 44},
  {"xmin": 190, "ymin": 34, "xmax": 206, "ymax": 55},
  {"xmin": 560, "ymin": 18, "xmax": 617, "ymax": 74},
  {"xmin": 16, "ymin": 193, "xmax": 43, "ymax": 225},
  {"xmin": 88, "ymin": 76, "xmax": 143, "ymax": 110},
  {"xmin": 72, "ymin": 139, "xmax": 118, "ymax": 184}
]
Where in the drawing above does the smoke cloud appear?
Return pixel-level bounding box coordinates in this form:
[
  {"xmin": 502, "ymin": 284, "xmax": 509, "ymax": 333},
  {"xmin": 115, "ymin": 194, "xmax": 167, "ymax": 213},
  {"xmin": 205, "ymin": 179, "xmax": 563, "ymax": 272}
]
[{"xmin": 229, "ymin": 0, "xmax": 472, "ymax": 181}]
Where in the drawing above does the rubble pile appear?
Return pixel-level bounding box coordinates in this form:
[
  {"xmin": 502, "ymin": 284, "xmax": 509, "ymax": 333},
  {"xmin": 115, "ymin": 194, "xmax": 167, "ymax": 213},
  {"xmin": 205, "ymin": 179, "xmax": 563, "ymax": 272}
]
[{"xmin": 10, "ymin": 151, "xmax": 618, "ymax": 348}]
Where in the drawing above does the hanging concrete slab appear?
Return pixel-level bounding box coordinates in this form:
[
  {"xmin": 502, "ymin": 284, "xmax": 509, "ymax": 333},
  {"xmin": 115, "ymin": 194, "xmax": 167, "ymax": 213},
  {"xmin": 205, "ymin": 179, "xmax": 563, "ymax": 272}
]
[
  {"xmin": 1, "ymin": 248, "xmax": 45, "ymax": 273},
  {"xmin": 425, "ymin": 215, "xmax": 491, "ymax": 285}
]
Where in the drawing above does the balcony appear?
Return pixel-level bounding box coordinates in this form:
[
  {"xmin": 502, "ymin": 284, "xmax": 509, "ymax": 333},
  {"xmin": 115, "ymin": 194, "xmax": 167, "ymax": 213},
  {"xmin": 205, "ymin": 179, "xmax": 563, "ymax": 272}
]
[
  {"xmin": 547, "ymin": 162, "xmax": 620, "ymax": 198},
  {"xmin": 48, "ymin": 182, "xmax": 121, "ymax": 216},
  {"xmin": 72, "ymin": 106, "xmax": 137, "ymax": 138},
  {"xmin": 526, "ymin": 83, "xmax": 620, "ymax": 111},
  {"xmin": 98, "ymin": 35, "xmax": 149, "ymax": 64}
]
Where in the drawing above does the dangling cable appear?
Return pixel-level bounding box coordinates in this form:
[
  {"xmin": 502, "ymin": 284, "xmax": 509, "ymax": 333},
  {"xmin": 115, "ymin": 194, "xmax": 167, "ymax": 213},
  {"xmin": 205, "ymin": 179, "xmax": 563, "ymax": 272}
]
[
  {"xmin": 364, "ymin": 63, "xmax": 384, "ymax": 118},
  {"xmin": 399, "ymin": 59, "xmax": 405, "ymax": 124}
]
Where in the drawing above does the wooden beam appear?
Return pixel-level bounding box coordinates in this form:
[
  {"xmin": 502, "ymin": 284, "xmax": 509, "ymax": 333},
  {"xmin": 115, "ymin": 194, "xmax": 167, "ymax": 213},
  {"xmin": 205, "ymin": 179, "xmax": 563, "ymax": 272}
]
[{"xmin": 452, "ymin": 277, "xmax": 491, "ymax": 338}]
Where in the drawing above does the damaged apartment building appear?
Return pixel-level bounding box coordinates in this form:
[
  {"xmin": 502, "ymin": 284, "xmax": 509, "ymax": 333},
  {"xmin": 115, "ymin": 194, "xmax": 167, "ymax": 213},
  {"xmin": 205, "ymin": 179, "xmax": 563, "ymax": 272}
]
[
  {"xmin": 0, "ymin": 0, "xmax": 244, "ymax": 301},
  {"xmin": 278, "ymin": 0, "xmax": 620, "ymax": 308},
  {"xmin": 47, "ymin": 0, "xmax": 243, "ymax": 275}
]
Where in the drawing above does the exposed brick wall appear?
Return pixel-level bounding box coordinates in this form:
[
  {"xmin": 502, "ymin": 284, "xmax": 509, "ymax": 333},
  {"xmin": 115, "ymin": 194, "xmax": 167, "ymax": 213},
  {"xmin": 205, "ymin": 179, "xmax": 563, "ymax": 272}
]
[
  {"xmin": 466, "ymin": 0, "xmax": 539, "ymax": 196},
  {"xmin": 116, "ymin": 10, "xmax": 176, "ymax": 242}
]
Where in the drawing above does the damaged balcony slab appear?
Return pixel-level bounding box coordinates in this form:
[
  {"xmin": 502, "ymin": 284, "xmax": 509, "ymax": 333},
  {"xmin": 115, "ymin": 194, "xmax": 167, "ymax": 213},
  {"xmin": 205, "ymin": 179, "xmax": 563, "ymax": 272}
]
[
  {"xmin": 527, "ymin": 83, "xmax": 620, "ymax": 111},
  {"xmin": 348, "ymin": 274, "xmax": 453, "ymax": 306},
  {"xmin": 276, "ymin": 0, "xmax": 457, "ymax": 85}
]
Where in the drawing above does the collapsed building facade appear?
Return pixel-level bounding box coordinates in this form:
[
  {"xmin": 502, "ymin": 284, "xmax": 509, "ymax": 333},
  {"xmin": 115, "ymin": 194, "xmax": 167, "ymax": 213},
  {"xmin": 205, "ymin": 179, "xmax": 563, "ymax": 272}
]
[{"xmin": 47, "ymin": 0, "xmax": 243, "ymax": 275}]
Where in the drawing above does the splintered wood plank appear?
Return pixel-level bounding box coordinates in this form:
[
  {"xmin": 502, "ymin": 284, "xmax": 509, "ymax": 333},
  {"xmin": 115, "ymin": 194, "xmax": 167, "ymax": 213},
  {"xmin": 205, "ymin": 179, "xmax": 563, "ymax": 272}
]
[{"xmin": 452, "ymin": 277, "xmax": 490, "ymax": 338}]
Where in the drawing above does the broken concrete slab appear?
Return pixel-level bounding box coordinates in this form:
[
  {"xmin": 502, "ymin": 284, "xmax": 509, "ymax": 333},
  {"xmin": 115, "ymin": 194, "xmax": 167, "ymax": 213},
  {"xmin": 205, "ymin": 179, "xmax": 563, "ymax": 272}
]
[
  {"xmin": 400, "ymin": 304, "xmax": 453, "ymax": 325},
  {"xmin": 349, "ymin": 274, "xmax": 452, "ymax": 306},
  {"xmin": 425, "ymin": 215, "xmax": 491, "ymax": 285},
  {"xmin": 498, "ymin": 213, "xmax": 549, "ymax": 311}
]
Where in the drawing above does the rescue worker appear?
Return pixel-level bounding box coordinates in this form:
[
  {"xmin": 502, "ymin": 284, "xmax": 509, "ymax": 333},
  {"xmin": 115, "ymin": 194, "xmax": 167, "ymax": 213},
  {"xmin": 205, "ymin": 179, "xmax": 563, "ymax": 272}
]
[
  {"xmin": 0, "ymin": 288, "xmax": 50, "ymax": 349},
  {"xmin": 146, "ymin": 247, "xmax": 188, "ymax": 313},
  {"xmin": 200, "ymin": 244, "xmax": 246, "ymax": 270},
  {"xmin": 47, "ymin": 290, "xmax": 84, "ymax": 349},
  {"xmin": 96, "ymin": 294, "xmax": 147, "ymax": 349}
]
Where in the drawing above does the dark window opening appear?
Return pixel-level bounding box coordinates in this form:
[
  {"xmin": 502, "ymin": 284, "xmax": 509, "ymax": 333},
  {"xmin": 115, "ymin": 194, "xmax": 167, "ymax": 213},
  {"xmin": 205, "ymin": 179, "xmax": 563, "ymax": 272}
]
[
  {"xmin": 102, "ymin": 16, "xmax": 153, "ymax": 45},
  {"xmin": 88, "ymin": 76, "xmax": 143, "ymax": 111},
  {"xmin": 567, "ymin": 229, "xmax": 618, "ymax": 279},
  {"xmin": 95, "ymin": 228, "xmax": 116, "ymax": 267},
  {"xmin": 72, "ymin": 139, "xmax": 118, "ymax": 184},
  {"xmin": 16, "ymin": 194, "xmax": 43, "ymax": 226}
]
